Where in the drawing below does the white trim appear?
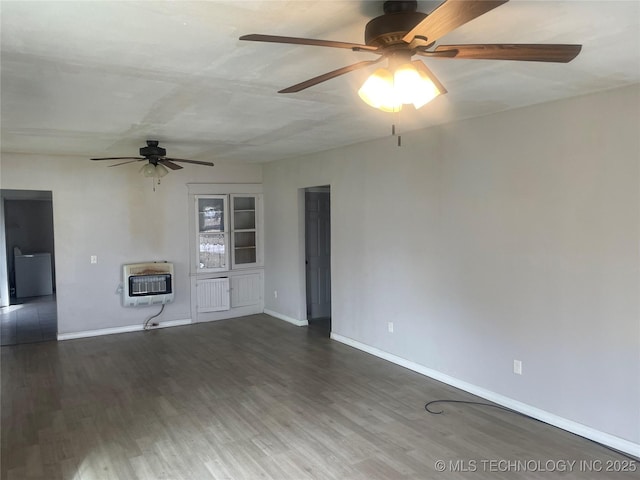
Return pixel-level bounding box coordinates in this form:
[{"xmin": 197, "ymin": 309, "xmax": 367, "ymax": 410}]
[
  {"xmin": 57, "ymin": 319, "xmax": 192, "ymax": 341},
  {"xmin": 330, "ymin": 333, "xmax": 640, "ymax": 459},
  {"xmin": 264, "ymin": 309, "xmax": 308, "ymax": 327}
]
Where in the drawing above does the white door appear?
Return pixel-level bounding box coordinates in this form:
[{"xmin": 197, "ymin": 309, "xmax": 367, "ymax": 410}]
[{"xmin": 305, "ymin": 190, "xmax": 331, "ymax": 319}]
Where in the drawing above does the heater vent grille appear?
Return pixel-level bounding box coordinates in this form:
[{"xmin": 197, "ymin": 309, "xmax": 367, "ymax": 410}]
[{"xmin": 123, "ymin": 262, "xmax": 174, "ymax": 307}]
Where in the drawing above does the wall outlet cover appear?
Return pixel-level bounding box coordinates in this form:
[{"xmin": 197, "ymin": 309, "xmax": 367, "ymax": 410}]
[{"xmin": 513, "ymin": 359, "xmax": 522, "ymax": 375}]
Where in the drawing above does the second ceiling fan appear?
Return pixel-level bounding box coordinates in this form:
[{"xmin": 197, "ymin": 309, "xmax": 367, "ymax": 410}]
[
  {"xmin": 240, "ymin": 0, "xmax": 582, "ymax": 112},
  {"xmin": 91, "ymin": 140, "xmax": 214, "ymax": 189},
  {"xmin": 91, "ymin": 140, "xmax": 214, "ymax": 171}
]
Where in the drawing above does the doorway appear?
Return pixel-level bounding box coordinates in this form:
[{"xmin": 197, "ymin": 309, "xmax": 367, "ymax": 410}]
[
  {"xmin": 304, "ymin": 186, "xmax": 331, "ymax": 334},
  {"xmin": 0, "ymin": 189, "xmax": 57, "ymax": 346}
]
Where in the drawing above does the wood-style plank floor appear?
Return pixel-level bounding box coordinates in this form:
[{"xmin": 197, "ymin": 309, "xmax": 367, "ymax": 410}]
[{"xmin": 1, "ymin": 314, "xmax": 634, "ymax": 479}]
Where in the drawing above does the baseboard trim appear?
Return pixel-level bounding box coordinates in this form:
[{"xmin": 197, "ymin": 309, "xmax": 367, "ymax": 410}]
[
  {"xmin": 330, "ymin": 332, "xmax": 640, "ymax": 459},
  {"xmin": 263, "ymin": 309, "xmax": 308, "ymax": 327},
  {"xmin": 57, "ymin": 319, "xmax": 192, "ymax": 341}
]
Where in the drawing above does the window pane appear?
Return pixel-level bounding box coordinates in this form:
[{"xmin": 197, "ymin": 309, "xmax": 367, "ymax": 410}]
[{"xmin": 199, "ymin": 198, "xmax": 225, "ymax": 232}]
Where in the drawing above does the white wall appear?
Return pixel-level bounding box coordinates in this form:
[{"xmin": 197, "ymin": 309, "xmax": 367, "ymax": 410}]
[
  {"xmin": 0, "ymin": 154, "xmax": 261, "ymax": 334},
  {"xmin": 262, "ymin": 84, "xmax": 640, "ymax": 445}
]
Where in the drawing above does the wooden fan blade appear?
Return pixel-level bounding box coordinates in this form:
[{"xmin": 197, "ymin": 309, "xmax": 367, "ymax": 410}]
[
  {"xmin": 403, "ymin": 0, "xmax": 508, "ymax": 46},
  {"xmin": 91, "ymin": 156, "xmax": 143, "ymax": 161},
  {"xmin": 279, "ymin": 57, "xmax": 384, "ymax": 93},
  {"xmin": 163, "ymin": 157, "xmax": 214, "ymax": 167},
  {"xmin": 433, "ymin": 44, "xmax": 582, "ymax": 62},
  {"xmin": 107, "ymin": 160, "xmax": 143, "ymax": 167},
  {"xmin": 240, "ymin": 34, "xmax": 380, "ymax": 52},
  {"xmin": 159, "ymin": 159, "xmax": 183, "ymax": 170}
]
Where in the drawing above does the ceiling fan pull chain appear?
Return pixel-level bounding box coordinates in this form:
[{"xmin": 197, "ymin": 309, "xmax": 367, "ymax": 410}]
[
  {"xmin": 392, "ymin": 107, "xmax": 403, "ymax": 147},
  {"xmin": 391, "ymin": 123, "xmax": 403, "ymax": 147},
  {"xmin": 391, "ymin": 124, "xmax": 402, "ymax": 147}
]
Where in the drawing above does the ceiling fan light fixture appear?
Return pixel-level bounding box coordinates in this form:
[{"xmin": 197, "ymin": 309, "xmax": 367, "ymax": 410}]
[
  {"xmin": 156, "ymin": 163, "xmax": 169, "ymax": 178},
  {"xmin": 358, "ymin": 68, "xmax": 402, "ymax": 112},
  {"xmin": 393, "ymin": 63, "xmax": 422, "ymax": 104},
  {"xmin": 358, "ymin": 61, "xmax": 445, "ymax": 112},
  {"xmin": 411, "ymin": 60, "xmax": 447, "ymax": 109},
  {"xmin": 139, "ymin": 162, "xmax": 169, "ymax": 179},
  {"xmin": 140, "ymin": 163, "xmax": 157, "ymax": 177}
]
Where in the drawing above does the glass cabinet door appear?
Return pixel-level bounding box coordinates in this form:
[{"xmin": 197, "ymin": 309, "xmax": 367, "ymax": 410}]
[
  {"xmin": 231, "ymin": 195, "xmax": 259, "ymax": 268},
  {"xmin": 196, "ymin": 195, "xmax": 228, "ymax": 271}
]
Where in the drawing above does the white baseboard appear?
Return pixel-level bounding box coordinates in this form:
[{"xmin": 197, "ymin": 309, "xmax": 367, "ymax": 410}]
[
  {"xmin": 57, "ymin": 318, "xmax": 192, "ymax": 341},
  {"xmin": 330, "ymin": 332, "xmax": 640, "ymax": 459},
  {"xmin": 263, "ymin": 309, "xmax": 308, "ymax": 327}
]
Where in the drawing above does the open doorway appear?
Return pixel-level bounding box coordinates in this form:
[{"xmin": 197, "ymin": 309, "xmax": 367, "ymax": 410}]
[
  {"xmin": 0, "ymin": 189, "xmax": 57, "ymax": 346},
  {"xmin": 304, "ymin": 186, "xmax": 331, "ymax": 335}
]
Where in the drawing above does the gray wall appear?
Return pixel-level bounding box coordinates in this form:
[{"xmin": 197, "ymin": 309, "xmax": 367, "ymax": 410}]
[
  {"xmin": 0, "ymin": 154, "xmax": 262, "ymax": 334},
  {"xmin": 262, "ymin": 85, "xmax": 640, "ymax": 445}
]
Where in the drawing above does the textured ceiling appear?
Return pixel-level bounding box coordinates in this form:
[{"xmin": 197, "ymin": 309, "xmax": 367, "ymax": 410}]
[{"xmin": 1, "ymin": 1, "xmax": 639, "ymax": 164}]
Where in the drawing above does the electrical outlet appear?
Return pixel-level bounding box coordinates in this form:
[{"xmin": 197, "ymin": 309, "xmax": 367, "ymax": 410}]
[
  {"xmin": 513, "ymin": 359, "xmax": 522, "ymax": 375},
  {"xmin": 388, "ymin": 322, "xmax": 394, "ymax": 333},
  {"xmin": 90, "ymin": 255, "xmax": 97, "ymax": 264},
  {"xmin": 274, "ymin": 290, "xmax": 278, "ymax": 298}
]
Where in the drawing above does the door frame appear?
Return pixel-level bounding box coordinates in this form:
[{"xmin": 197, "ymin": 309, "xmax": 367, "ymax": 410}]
[
  {"xmin": 0, "ymin": 189, "xmax": 56, "ymax": 306},
  {"xmin": 0, "ymin": 197, "xmax": 8, "ymax": 307},
  {"xmin": 302, "ymin": 185, "xmax": 332, "ymax": 324}
]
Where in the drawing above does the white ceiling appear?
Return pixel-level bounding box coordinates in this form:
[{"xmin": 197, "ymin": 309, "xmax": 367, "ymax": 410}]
[{"xmin": 1, "ymin": 1, "xmax": 639, "ymax": 164}]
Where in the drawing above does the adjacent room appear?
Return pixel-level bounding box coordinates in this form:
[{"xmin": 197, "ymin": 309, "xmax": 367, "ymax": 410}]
[{"xmin": 1, "ymin": 1, "xmax": 638, "ymax": 478}]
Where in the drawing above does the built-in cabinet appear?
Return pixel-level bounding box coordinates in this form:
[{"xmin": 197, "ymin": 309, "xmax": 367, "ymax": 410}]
[
  {"xmin": 231, "ymin": 195, "xmax": 259, "ymax": 268},
  {"xmin": 188, "ymin": 184, "xmax": 263, "ymax": 323}
]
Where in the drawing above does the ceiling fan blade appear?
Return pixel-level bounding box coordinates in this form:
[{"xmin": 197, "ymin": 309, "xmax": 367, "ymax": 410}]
[
  {"xmin": 163, "ymin": 157, "xmax": 214, "ymax": 167},
  {"xmin": 432, "ymin": 44, "xmax": 582, "ymax": 62},
  {"xmin": 91, "ymin": 156, "xmax": 143, "ymax": 161},
  {"xmin": 107, "ymin": 160, "xmax": 143, "ymax": 167},
  {"xmin": 403, "ymin": 0, "xmax": 508, "ymax": 47},
  {"xmin": 239, "ymin": 34, "xmax": 380, "ymax": 52},
  {"xmin": 159, "ymin": 159, "xmax": 183, "ymax": 170},
  {"xmin": 279, "ymin": 57, "xmax": 384, "ymax": 93}
]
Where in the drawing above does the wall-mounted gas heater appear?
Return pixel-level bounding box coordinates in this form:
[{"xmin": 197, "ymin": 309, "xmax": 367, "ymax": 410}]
[{"xmin": 122, "ymin": 262, "xmax": 174, "ymax": 307}]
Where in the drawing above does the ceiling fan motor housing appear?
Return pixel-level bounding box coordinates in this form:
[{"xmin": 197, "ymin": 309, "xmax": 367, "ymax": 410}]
[
  {"xmin": 139, "ymin": 140, "xmax": 166, "ymax": 159},
  {"xmin": 365, "ymin": 1, "xmax": 427, "ymax": 47}
]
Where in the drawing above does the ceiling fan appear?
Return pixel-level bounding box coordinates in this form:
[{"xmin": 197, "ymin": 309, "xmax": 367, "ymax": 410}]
[
  {"xmin": 239, "ymin": 0, "xmax": 582, "ymax": 111},
  {"xmin": 91, "ymin": 140, "xmax": 214, "ymax": 171},
  {"xmin": 91, "ymin": 140, "xmax": 214, "ymax": 189}
]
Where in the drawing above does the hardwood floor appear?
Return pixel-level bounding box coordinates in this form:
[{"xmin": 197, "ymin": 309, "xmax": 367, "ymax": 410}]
[{"xmin": 1, "ymin": 314, "xmax": 634, "ymax": 479}]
